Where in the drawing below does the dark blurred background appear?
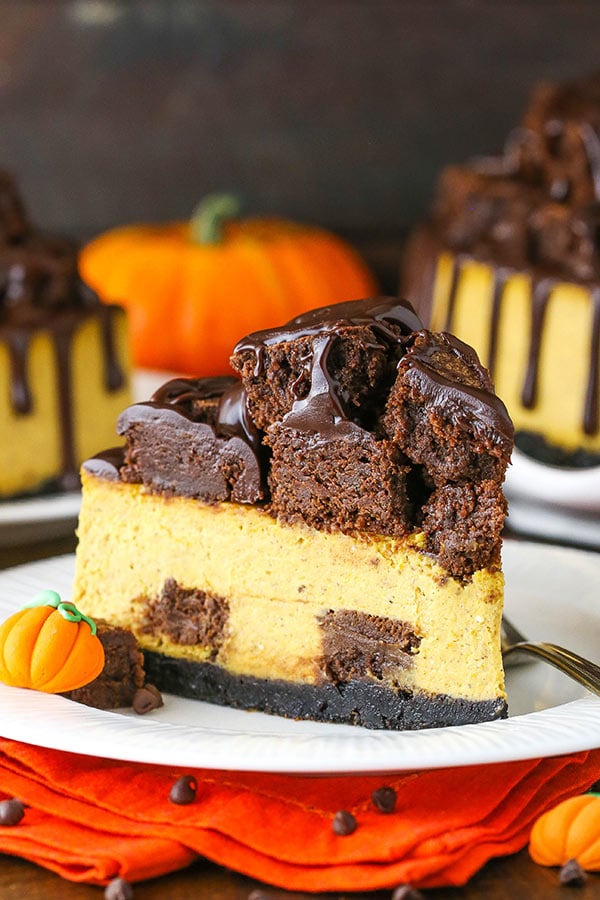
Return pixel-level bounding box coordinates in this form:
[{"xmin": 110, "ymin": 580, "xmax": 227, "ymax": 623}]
[{"xmin": 2, "ymin": 0, "xmax": 600, "ymax": 288}]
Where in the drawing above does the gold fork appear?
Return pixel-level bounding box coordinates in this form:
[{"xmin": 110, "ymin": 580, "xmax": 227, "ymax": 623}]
[{"xmin": 501, "ymin": 615, "xmax": 600, "ymax": 697}]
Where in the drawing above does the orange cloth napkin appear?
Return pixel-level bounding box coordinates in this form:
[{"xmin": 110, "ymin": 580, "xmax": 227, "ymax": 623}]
[{"xmin": 0, "ymin": 738, "xmax": 599, "ymax": 891}]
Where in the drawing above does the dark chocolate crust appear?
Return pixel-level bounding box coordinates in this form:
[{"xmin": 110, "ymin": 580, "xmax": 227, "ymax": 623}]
[{"xmin": 143, "ymin": 650, "xmax": 507, "ymax": 730}]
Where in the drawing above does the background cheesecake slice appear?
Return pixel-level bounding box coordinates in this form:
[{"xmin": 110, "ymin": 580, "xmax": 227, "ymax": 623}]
[
  {"xmin": 0, "ymin": 170, "xmax": 131, "ymax": 499},
  {"xmin": 403, "ymin": 71, "xmax": 600, "ymax": 466}
]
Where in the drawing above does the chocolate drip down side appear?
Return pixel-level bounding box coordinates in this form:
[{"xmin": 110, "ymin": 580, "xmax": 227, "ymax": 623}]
[
  {"xmin": 443, "ymin": 252, "xmax": 600, "ymax": 437},
  {"xmin": 587, "ymin": 288, "xmax": 600, "ymax": 435},
  {"xmin": 3, "ymin": 328, "xmax": 32, "ymax": 413},
  {"xmin": 488, "ymin": 267, "xmax": 511, "ymax": 379},
  {"xmin": 2, "ymin": 305, "xmax": 127, "ymax": 488},
  {"xmin": 521, "ymin": 278, "xmax": 554, "ymax": 411}
]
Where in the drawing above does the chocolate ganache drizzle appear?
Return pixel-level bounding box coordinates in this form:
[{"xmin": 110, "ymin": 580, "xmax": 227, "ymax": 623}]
[
  {"xmin": 233, "ymin": 296, "xmax": 511, "ymax": 451},
  {"xmin": 234, "ymin": 297, "xmax": 424, "ymax": 441},
  {"xmin": 0, "ymin": 170, "xmax": 126, "ymax": 488}
]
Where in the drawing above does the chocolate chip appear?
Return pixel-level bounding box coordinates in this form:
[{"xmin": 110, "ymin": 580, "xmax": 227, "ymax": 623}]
[
  {"xmin": 0, "ymin": 799, "xmax": 25, "ymax": 826},
  {"xmin": 391, "ymin": 885, "xmax": 424, "ymax": 900},
  {"xmin": 133, "ymin": 684, "xmax": 164, "ymax": 715},
  {"xmin": 332, "ymin": 810, "xmax": 357, "ymax": 836},
  {"xmin": 371, "ymin": 785, "xmax": 397, "ymax": 813},
  {"xmin": 104, "ymin": 877, "xmax": 134, "ymax": 899},
  {"xmin": 169, "ymin": 774, "xmax": 198, "ymax": 805},
  {"xmin": 559, "ymin": 858, "xmax": 587, "ymax": 887}
]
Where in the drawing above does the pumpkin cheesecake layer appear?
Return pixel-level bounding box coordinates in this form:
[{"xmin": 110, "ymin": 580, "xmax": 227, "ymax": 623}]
[
  {"xmin": 73, "ymin": 467, "xmax": 506, "ymax": 729},
  {"xmin": 73, "ymin": 297, "xmax": 512, "ymax": 730}
]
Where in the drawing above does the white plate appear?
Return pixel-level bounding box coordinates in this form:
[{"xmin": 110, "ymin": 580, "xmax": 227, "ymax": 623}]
[
  {"xmin": 0, "ymin": 492, "xmax": 81, "ymax": 547},
  {"xmin": 506, "ymin": 447, "xmax": 600, "ymax": 510},
  {"xmin": 0, "ymin": 541, "xmax": 599, "ymax": 773},
  {"xmin": 506, "ymin": 500, "xmax": 600, "ymax": 550},
  {"xmin": 504, "ymin": 449, "xmax": 600, "ymax": 549}
]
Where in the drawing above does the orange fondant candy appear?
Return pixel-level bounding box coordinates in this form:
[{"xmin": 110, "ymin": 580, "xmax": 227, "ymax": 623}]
[
  {"xmin": 529, "ymin": 793, "xmax": 600, "ymax": 870},
  {"xmin": 0, "ymin": 591, "xmax": 104, "ymax": 693}
]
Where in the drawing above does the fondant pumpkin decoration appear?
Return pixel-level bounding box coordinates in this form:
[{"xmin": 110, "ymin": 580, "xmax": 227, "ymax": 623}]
[
  {"xmin": 529, "ymin": 794, "xmax": 600, "ymax": 870},
  {"xmin": 80, "ymin": 194, "xmax": 378, "ymax": 375},
  {"xmin": 0, "ymin": 590, "xmax": 105, "ymax": 693}
]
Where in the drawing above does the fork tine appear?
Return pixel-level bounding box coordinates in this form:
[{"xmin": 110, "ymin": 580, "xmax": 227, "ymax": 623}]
[{"xmin": 501, "ymin": 615, "xmax": 527, "ymax": 646}]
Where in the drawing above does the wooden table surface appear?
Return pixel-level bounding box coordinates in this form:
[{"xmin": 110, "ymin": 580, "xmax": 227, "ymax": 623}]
[{"xmin": 0, "ymin": 532, "xmax": 598, "ymax": 899}]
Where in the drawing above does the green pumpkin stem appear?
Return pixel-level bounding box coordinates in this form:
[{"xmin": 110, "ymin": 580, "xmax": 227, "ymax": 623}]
[
  {"xmin": 189, "ymin": 193, "xmax": 241, "ymax": 245},
  {"xmin": 23, "ymin": 591, "xmax": 98, "ymax": 636}
]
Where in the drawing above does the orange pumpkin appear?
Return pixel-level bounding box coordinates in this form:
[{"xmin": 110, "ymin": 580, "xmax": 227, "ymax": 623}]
[
  {"xmin": 0, "ymin": 590, "xmax": 105, "ymax": 693},
  {"xmin": 79, "ymin": 194, "xmax": 378, "ymax": 375},
  {"xmin": 529, "ymin": 794, "xmax": 600, "ymax": 870}
]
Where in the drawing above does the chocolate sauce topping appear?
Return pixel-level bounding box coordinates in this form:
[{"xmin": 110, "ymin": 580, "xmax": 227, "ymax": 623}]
[
  {"xmin": 151, "ymin": 375, "xmax": 237, "ymax": 412},
  {"xmin": 233, "ymin": 297, "xmax": 424, "ymax": 441},
  {"xmin": 82, "ymin": 447, "xmax": 125, "ymax": 481},
  {"xmin": 215, "ymin": 379, "xmax": 263, "ymax": 452},
  {"xmin": 401, "ymin": 331, "xmax": 514, "ymax": 451},
  {"xmin": 148, "ymin": 375, "xmax": 263, "ymax": 455},
  {"xmin": 234, "ymin": 296, "xmax": 423, "ymax": 357},
  {"xmin": 1, "ymin": 170, "xmax": 127, "ymax": 487}
]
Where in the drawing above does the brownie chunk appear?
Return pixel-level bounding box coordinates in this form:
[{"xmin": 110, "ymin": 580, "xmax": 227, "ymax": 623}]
[
  {"xmin": 139, "ymin": 578, "xmax": 229, "ymax": 660},
  {"xmin": 65, "ymin": 620, "xmax": 145, "ymax": 709},
  {"xmin": 384, "ymin": 331, "xmax": 513, "ymax": 485},
  {"xmin": 319, "ymin": 609, "xmax": 421, "ymax": 685},
  {"xmin": 230, "ymin": 297, "xmax": 422, "ymax": 430},
  {"xmin": 231, "ymin": 325, "xmax": 398, "ymax": 431},
  {"xmin": 433, "ymin": 165, "xmax": 546, "ymax": 266},
  {"xmin": 421, "ymin": 480, "xmax": 507, "ymax": 578},
  {"xmin": 267, "ymin": 423, "xmax": 413, "ymax": 535},
  {"xmin": 118, "ymin": 376, "xmax": 266, "ymax": 504}
]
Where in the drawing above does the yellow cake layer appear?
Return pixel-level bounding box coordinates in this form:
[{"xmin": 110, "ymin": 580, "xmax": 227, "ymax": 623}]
[
  {"xmin": 0, "ymin": 311, "xmax": 131, "ymax": 497},
  {"xmin": 431, "ymin": 252, "xmax": 600, "ymax": 454},
  {"xmin": 73, "ymin": 470, "xmax": 506, "ymax": 704}
]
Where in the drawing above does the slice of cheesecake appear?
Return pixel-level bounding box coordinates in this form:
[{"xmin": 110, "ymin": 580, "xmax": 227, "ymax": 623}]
[
  {"xmin": 73, "ymin": 297, "xmax": 513, "ymax": 729},
  {"xmin": 0, "ymin": 169, "xmax": 131, "ymax": 499}
]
